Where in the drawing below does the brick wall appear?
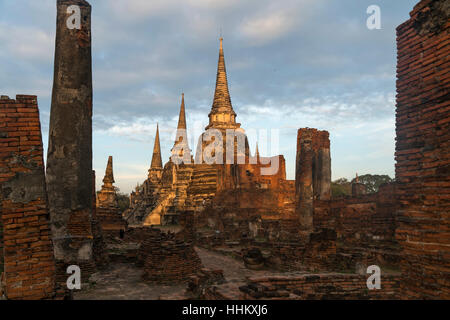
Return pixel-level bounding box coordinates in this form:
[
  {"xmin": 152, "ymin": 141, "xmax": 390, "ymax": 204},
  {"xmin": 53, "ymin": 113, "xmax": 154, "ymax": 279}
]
[
  {"xmin": 0, "ymin": 95, "xmax": 56, "ymax": 299},
  {"xmin": 395, "ymin": 0, "xmax": 450, "ymax": 299},
  {"xmin": 314, "ymin": 183, "xmax": 399, "ymax": 271}
]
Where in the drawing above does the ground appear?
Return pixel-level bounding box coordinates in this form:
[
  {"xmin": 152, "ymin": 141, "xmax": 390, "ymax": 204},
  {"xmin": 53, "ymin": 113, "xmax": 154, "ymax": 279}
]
[{"xmin": 74, "ymin": 246, "xmax": 305, "ymax": 300}]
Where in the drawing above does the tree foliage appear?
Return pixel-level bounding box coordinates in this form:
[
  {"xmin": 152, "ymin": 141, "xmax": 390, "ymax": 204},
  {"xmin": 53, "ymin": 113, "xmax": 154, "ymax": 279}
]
[
  {"xmin": 331, "ymin": 178, "xmax": 351, "ymax": 198},
  {"xmin": 351, "ymin": 174, "xmax": 393, "ymax": 193},
  {"xmin": 331, "ymin": 174, "xmax": 393, "ymax": 198},
  {"xmin": 113, "ymin": 187, "xmax": 130, "ymax": 213}
]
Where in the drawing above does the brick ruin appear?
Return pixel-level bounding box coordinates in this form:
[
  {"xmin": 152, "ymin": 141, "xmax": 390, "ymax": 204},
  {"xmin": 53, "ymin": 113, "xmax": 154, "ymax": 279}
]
[
  {"xmin": 119, "ymin": 0, "xmax": 448, "ymax": 299},
  {"xmin": 296, "ymin": 128, "xmax": 331, "ymax": 234},
  {"xmin": 140, "ymin": 230, "xmax": 203, "ymax": 285},
  {"xmin": 395, "ymin": 0, "xmax": 450, "ymax": 299},
  {"xmin": 0, "ymin": 95, "xmax": 55, "ymax": 299},
  {"xmin": 239, "ymin": 274, "xmax": 400, "ymax": 300},
  {"xmin": 96, "ymin": 156, "xmax": 127, "ymax": 241},
  {"xmin": 0, "ymin": 0, "xmax": 448, "ymax": 300}
]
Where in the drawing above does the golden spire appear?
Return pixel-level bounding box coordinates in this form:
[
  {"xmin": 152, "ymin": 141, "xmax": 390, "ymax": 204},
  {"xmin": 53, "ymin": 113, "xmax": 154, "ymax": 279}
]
[
  {"xmin": 207, "ymin": 37, "xmax": 237, "ymax": 130},
  {"xmin": 171, "ymin": 93, "xmax": 192, "ymax": 161},
  {"xmin": 177, "ymin": 93, "xmax": 187, "ymax": 130},
  {"xmin": 150, "ymin": 123, "xmax": 163, "ymax": 169}
]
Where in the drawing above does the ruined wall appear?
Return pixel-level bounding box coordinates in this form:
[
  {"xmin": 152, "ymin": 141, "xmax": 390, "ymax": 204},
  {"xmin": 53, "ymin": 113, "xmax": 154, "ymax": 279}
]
[
  {"xmin": 296, "ymin": 128, "xmax": 331, "ymax": 232},
  {"xmin": 314, "ymin": 183, "xmax": 399, "ymax": 270},
  {"xmin": 240, "ymin": 273, "xmax": 400, "ymax": 300},
  {"xmin": 0, "ymin": 95, "xmax": 55, "ymax": 299},
  {"xmin": 395, "ymin": 0, "xmax": 450, "ymax": 299},
  {"xmin": 217, "ymin": 155, "xmax": 287, "ymax": 192}
]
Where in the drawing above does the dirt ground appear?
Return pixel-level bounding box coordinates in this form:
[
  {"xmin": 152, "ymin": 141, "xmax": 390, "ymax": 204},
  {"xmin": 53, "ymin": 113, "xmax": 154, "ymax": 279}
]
[{"xmin": 74, "ymin": 246, "xmax": 304, "ymax": 300}]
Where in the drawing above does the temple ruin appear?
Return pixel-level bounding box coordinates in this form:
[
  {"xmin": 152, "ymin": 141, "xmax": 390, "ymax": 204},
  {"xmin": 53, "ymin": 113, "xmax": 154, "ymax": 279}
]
[{"xmin": 0, "ymin": 0, "xmax": 448, "ymax": 300}]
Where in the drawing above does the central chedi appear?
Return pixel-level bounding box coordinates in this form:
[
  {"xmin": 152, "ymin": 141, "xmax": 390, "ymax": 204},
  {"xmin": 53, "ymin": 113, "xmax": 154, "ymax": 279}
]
[{"xmin": 125, "ymin": 38, "xmax": 291, "ymax": 227}]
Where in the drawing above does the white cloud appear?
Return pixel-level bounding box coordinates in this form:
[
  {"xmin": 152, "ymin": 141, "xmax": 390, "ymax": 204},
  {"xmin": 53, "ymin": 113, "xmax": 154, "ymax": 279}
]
[
  {"xmin": 240, "ymin": 10, "xmax": 297, "ymax": 46},
  {"xmin": 0, "ymin": 23, "xmax": 53, "ymax": 62},
  {"xmin": 108, "ymin": 0, "xmax": 180, "ymax": 20},
  {"xmin": 187, "ymin": 0, "xmax": 241, "ymax": 9}
]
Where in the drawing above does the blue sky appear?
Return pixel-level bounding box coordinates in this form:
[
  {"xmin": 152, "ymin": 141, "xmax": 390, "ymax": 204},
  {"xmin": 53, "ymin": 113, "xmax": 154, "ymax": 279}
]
[{"xmin": 0, "ymin": 0, "xmax": 417, "ymax": 193}]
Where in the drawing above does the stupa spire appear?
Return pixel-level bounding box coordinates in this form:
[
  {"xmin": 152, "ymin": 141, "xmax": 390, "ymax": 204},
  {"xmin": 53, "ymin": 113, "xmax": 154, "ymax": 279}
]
[
  {"xmin": 177, "ymin": 93, "xmax": 187, "ymax": 130},
  {"xmin": 102, "ymin": 156, "xmax": 115, "ymax": 187},
  {"xmin": 206, "ymin": 37, "xmax": 238, "ymax": 130},
  {"xmin": 171, "ymin": 93, "xmax": 192, "ymax": 163},
  {"xmin": 212, "ymin": 37, "xmax": 233, "ymax": 112},
  {"xmin": 150, "ymin": 124, "xmax": 163, "ymax": 169}
]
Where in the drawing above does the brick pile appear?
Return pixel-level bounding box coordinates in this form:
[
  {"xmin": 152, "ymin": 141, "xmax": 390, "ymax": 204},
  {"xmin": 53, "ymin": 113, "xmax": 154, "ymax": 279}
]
[
  {"xmin": 143, "ymin": 239, "xmax": 202, "ymax": 284},
  {"xmin": 136, "ymin": 227, "xmax": 171, "ymax": 266},
  {"xmin": 395, "ymin": 0, "xmax": 450, "ymax": 299},
  {"xmin": 139, "ymin": 228, "xmax": 203, "ymax": 284},
  {"xmin": 240, "ymin": 273, "xmax": 400, "ymax": 300},
  {"xmin": 186, "ymin": 268, "xmax": 225, "ymax": 299},
  {"xmin": 0, "ymin": 95, "xmax": 56, "ymax": 299}
]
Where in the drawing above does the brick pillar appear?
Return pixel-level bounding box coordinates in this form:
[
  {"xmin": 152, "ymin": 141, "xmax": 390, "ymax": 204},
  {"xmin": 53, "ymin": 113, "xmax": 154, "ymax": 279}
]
[
  {"xmin": 315, "ymin": 134, "xmax": 331, "ymax": 200},
  {"xmin": 0, "ymin": 95, "xmax": 56, "ymax": 300},
  {"xmin": 46, "ymin": 0, "xmax": 95, "ymax": 289},
  {"xmin": 296, "ymin": 131, "xmax": 314, "ymax": 232},
  {"xmin": 395, "ymin": 0, "xmax": 450, "ymax": 299},
  {"xmin": 296, "ymin": 128, "xmax": 331, "ymax": 232}
]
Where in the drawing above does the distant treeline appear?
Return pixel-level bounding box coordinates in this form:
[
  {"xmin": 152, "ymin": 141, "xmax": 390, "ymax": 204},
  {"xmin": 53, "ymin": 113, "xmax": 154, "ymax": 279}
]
[{"xmin": 331, "ymin": 174, "xmax": 394, "ymax": 198}]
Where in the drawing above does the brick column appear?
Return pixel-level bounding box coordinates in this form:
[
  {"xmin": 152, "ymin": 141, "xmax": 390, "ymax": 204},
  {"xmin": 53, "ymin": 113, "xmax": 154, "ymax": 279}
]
[
  {"xmin": 296, "ymin": 128, "xmax": 332, "ymax": 233},
  {"xmin": 0, "ymin": 95, "xmax": 56, "ymax": 300},
  {"xmin": 46, "ymin": 0, "xmax": 95, "ymax": 289}
]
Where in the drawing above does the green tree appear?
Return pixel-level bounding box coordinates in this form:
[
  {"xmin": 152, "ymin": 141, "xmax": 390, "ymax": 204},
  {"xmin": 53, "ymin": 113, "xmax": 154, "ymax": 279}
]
[
  {"xmin": 331, "ymin": 178, "xmax": 351, "ymax": 198},
  {"xmin": 351, "ymin": 174, "xmax": 393, "ymax": 193},
  {"xmin": 114, "ymin": 187, "xmax": 130, "ymax": 213}
]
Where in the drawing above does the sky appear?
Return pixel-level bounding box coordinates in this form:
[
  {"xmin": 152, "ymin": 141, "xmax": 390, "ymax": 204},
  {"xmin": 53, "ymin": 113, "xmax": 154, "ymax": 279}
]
[{"xmin": 0, "ymin": 0, "xmax": 418, "ymax": 193}]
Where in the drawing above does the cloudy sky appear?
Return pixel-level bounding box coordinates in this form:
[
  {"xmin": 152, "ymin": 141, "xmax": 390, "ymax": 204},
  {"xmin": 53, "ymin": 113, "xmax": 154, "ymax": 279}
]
[{"xmin": 0, "ymin": 0, "xmax": 417, "ymax": 193}]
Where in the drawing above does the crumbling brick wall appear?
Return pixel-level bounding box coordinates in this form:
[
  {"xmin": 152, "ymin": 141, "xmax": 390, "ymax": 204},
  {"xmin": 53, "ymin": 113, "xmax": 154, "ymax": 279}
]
[
  {"xmin": 395, "ymin": 0, "xmax": 450, "ymax": 299},
  {"xmin": 313, "ymin": 183, "xmax": 399, "ymax": 271},
  {"xmin": 0, "ymin": 95, "xmax": 56, "ymax": 299}
]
